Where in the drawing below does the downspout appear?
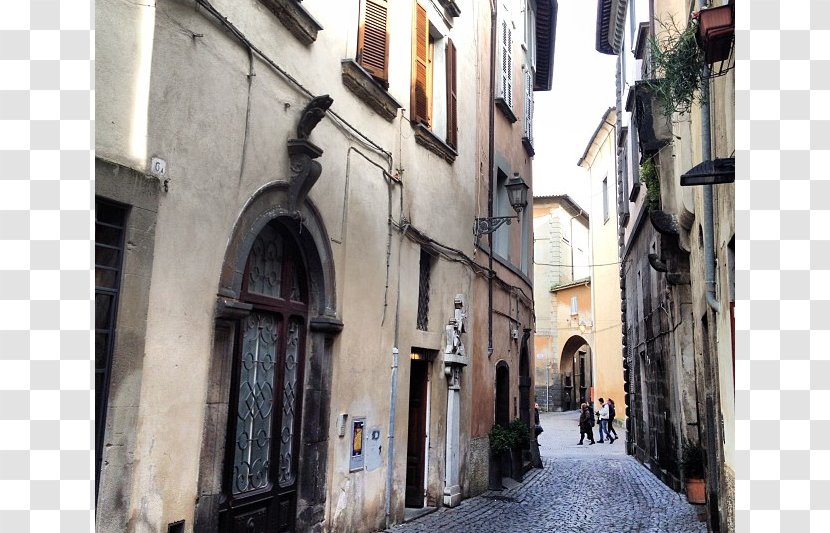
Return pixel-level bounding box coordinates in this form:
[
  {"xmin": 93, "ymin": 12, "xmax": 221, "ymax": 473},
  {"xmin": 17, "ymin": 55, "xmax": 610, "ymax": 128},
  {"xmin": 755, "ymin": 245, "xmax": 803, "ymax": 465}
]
[
  {"xmin": 698, "ymin": 0, "xmax": 720, "ymax": 314},
  {"xmin": 385, "ymin": 178, "xmax": 403, "ymax": 528},
  {"xmin": 487, "ymin": 0, "xmax": 498, "ymax": 358}
]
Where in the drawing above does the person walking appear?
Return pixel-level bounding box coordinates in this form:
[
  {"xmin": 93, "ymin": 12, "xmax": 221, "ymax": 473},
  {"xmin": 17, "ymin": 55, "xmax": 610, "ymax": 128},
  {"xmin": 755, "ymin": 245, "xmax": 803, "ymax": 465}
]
[
  {"xmin": 607, "ymin": 398, "xmax": 618, "ymax": 441},
  {"xmin": 578, "ymin": 402, "xmax": 595, "ymax": 445},
  {"xmin": 598, "ymin": 398, "xmax": 614, "ymax": 444}
]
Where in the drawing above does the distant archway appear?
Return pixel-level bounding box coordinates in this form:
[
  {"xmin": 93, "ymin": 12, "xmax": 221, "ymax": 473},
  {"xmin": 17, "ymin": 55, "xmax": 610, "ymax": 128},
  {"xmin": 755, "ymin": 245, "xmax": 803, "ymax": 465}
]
[{"xmin": 559, "ymin": 335, "xmax": 591, "ymax": 411}]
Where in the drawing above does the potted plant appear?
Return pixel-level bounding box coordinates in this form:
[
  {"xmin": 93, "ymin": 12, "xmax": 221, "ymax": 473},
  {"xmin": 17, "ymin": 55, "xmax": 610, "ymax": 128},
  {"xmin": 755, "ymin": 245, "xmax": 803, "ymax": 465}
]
[
  {"xmin": 680, "ymin": 440, "xmax": 706, "ymax": 504},
  {"xmin": 646, "ymin": 17, "xmax": 705, "ymax": 118},
  {"xmin": 488, "ymin": 424, "xmax": 514, "ymax": 490},
  {"xmin": 508, "ymin": 419, "xmax": 530, "ymax": 481},
  {"xmin": 639, "ymin": 157, "xmax": 660, "ymax": 211},
  {"xmin": 694, "ymin": 4, "xmax": 734, "ymax": 64}
]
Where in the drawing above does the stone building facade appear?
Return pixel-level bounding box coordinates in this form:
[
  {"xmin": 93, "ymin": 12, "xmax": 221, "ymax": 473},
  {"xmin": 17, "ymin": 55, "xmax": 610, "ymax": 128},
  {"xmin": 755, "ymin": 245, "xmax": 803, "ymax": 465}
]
[
  {"xmin": 595, "ymin": 0, "xmax": 735, "ymax": 531},
  {"xmin": 95, "ymin": 0, "xmax": 557, "ymax": 531}
]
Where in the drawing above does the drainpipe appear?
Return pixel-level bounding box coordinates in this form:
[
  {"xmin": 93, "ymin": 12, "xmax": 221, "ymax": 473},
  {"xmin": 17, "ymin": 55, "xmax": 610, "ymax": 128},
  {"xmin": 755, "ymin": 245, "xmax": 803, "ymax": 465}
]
[
  {"xmin": 698, "ymin": 0, "xmax": 720, "ymax": 314},
  {"xmin": 487, "ymin": 0, "xmax": 497, "ymax": 358},
  {"xmin": 385, "ymin": 186, "xmax": 403, "ymax": 528}
]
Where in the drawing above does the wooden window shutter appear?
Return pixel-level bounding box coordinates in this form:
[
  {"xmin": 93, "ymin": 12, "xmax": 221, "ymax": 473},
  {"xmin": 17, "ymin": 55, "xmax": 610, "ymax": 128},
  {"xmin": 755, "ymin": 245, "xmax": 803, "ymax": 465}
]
[
  {"xmin": 411, "ymin": 3, "xmax": 430, "ymax": 125},
  {"xmin": 357, "ymin": 0, "xmax": 390, "ymax": 84},
  {"xmin": 446, "ymin": 38, "xmax": 458, "ymax": 148},
  {"xmin": 500, "ymin": 19, "xmax": 513, "ymax": 109}
]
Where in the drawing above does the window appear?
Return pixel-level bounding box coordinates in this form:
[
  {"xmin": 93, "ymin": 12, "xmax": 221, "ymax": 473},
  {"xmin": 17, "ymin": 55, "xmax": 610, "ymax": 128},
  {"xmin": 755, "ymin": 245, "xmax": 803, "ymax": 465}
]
[
  {"xmin": 357, "ymin": 0, "xmax": 390, "ymax": 88},
  {"xmin": 494, "ymin": 170, "xmax": 510, "ymax": 257},
  {"xmin": 417, "ymin": 249, "xmax": 432, "ymax": 330},
  {"xmin": 95, "ymin": 198, "xmax": 128, "ymax": 493},
  {"xmin": 522, "ymin": 68, "xmax": 534, "ymax": 144},
  {"xmin": 498, "ymin": 17, "xmax": 514, "ymax": 111},
  {"xmin": 570, "ymin": 296, "xmax": 578, "ymax": 316},
  {"xmin": 602, "ymin": 177, "xmax": 609, "ymax": 223},
  {"xmin": 524, "ymin": 0, "xmax": 536, "ymax": 70},
  {"xmin": 411, "ymin": 2, "xmax": 458, "ymax": 149}
]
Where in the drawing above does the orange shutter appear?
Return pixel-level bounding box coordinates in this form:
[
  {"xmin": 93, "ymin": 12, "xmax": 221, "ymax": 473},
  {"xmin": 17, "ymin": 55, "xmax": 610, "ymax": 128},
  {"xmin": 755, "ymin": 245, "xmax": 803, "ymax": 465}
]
[
  {"xmin": 357, "ymin": 0, "xmax": 389, "ymax": 84},
  {"xmin": 411, "ymin": 3, "xmax": 430, "ymax": 125},
  {"xmin": 446, "ymin": 38, "xmax": 458, "ymax": 148}
]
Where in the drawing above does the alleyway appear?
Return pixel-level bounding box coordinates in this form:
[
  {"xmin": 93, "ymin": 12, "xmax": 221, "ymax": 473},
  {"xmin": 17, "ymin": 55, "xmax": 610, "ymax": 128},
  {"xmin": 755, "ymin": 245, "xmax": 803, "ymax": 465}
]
[{"xmin": 387, "ymin": 412, "xmax": 706, "ymax": 533}]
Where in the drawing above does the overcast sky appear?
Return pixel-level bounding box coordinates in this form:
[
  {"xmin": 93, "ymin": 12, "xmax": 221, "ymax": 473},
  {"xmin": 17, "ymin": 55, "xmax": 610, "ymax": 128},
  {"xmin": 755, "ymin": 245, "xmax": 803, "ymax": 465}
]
[{"xmin": 533, "ymin": 0, "xmax": 618, "ymax": 209}]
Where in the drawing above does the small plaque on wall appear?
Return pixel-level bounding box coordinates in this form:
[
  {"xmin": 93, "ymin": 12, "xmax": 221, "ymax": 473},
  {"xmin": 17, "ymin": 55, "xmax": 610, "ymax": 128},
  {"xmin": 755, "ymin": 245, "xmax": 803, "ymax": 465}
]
[{"xmin": 349, "ymin": 417, "xmax": 366, "ymax": 472}]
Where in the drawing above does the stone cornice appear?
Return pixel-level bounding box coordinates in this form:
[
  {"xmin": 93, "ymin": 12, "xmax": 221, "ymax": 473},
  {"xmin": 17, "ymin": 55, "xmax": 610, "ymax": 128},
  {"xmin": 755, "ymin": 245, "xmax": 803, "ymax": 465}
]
[
  {"xmin": 340, "ymin": 59, "xmax": 401, "ymax": 122},
  {"xmin": 258, "ymin": 0, "xmax": 323, "ymax": 46}
]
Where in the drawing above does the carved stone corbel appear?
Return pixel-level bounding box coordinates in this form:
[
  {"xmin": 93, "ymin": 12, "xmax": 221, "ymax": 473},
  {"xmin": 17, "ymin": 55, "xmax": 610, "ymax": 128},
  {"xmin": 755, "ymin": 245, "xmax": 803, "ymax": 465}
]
[{"xmin": 286, "ymin": 95, "xmax": 333, "ymax": 212}]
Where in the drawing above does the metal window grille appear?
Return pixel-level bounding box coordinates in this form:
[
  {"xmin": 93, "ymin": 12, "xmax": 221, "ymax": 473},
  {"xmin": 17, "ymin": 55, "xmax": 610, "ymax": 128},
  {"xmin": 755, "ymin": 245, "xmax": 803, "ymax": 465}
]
[
  {"xmin": 95, "ymin": 198, "xmax": 128, "ymax": 497},
  {"xmin": 416, "ymin": 249, "xmax": 432, "ymax": 331}
]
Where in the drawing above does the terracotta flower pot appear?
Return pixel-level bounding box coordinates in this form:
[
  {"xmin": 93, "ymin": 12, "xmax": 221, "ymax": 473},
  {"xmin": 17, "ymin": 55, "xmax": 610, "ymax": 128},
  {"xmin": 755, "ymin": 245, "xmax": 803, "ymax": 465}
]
[
  {"xmin": 685, "ymin": 477, "xmax": 706, "ymax": 504},
  {"xmin": 695, "ymin": 5, "xmax": 734, "ymax": 64}
]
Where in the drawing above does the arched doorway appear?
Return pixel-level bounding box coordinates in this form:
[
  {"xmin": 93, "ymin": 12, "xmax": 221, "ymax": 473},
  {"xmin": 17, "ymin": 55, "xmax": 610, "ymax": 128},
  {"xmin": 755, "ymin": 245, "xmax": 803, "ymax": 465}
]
[
  {"xmin": 194, "ymin": 185, "xmax": 342, "ymax": 533},
  {"xmin": 559, "ymin": 335, "xmax": 591, "ymax": 411},
  {"xmin": 495, "ymin": 362, "xmax": 510, "ymax": 427},
  {"xmin": 219, "ymin": 222, "xmax": 308, "ymax": 531}
]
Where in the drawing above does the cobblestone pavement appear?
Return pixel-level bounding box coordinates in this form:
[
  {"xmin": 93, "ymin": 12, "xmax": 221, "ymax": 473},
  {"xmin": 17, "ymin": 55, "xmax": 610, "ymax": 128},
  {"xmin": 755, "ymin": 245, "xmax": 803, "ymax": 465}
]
[{"xmin": 387, "ymin": 411, "xmax": 706, "ymax": 533}]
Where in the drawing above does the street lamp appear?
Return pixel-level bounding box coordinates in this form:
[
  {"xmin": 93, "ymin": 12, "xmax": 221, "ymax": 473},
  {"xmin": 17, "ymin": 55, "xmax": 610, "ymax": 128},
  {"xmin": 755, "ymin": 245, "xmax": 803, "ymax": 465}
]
[{"xmin": 473, "ymin": 173, "xmax": 529, "ymax": 236}]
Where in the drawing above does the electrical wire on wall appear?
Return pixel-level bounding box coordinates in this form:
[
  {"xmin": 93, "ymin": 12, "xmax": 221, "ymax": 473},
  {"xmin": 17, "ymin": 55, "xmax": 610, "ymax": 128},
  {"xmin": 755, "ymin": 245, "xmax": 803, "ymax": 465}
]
[{"xmin": 192, "ymin": 0, "xmax": 393, "ymax": 168}]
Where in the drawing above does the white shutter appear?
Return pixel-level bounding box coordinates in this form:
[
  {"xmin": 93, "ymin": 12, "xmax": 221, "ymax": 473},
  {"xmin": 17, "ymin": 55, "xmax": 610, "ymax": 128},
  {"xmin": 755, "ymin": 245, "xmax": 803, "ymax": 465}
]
[
  {"xmin": 524, "ymin": 69, "xmax": 533, "ymax": 141},
  {"xmin": 500, "ymin": 19, "xmax": 513, "ymax": 109}
]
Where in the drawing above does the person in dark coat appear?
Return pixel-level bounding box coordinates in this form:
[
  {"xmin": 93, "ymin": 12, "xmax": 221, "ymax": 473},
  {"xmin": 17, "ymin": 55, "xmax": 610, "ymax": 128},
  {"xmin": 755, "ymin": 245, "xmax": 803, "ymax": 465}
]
[
  {"xmin": 578, "ymin": 402, "xmax": 595, "ymax": 445},
  {"xmin": 607, "ymin": 398, "xmax": 619, "ymax": 440}
]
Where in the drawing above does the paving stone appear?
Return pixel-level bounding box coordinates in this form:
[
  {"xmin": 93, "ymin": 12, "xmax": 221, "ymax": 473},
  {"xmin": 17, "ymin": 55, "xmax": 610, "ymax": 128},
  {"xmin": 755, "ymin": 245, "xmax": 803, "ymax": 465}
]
[{"xmin": 387, "ymin": 411, "xmax": 706, "ymax": 533}]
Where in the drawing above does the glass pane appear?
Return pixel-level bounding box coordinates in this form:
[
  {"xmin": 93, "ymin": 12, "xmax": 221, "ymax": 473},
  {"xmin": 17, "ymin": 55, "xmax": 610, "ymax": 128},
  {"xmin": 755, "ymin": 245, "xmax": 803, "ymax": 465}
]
[
  {"xmin": 289, "ymin": 263, "xmax": 304, "ymax": 304},
  {"xmin": 278, "ymin": 317, "xmax": 302, "ymax": 487},
  {"xmin": 247, "ymin": 226, "xmax": 283, "ymax": 299},
  {"xmin": 233, "ymin": 312, "xmax": 280, "ymax": 495},
  {"xmin": 95, "ymin": 267, "xmax": 118, "ymax": 290},
  {"xmin": 96, "ymin": 201, "xmax": 126, "ymax": 227},
  {"xmin": 95, "ymin": 293, "xmax": 114, "ymax": 330},
  {"xmin": 95, "ymin": 223, "xmax": 123, "ymax": 247},
  {"xmin": 95, "ymin": 332, "xmax": 109, "ymax": 371},
  {"xmin": 95, "ymin": 245, "xmax": 121, "ymax": 269}
]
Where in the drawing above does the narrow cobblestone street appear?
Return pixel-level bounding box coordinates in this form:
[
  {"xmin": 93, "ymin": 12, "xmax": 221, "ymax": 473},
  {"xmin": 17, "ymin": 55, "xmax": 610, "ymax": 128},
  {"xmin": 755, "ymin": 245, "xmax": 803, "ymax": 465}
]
[{"xmin": 387, "ymin": 412, "xmax": 707, "ymax": 533}]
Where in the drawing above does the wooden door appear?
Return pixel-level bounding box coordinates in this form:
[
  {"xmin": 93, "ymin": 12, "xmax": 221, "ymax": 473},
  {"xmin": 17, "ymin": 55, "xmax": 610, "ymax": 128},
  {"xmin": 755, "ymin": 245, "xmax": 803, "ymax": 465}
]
[{"xmin": 405, "ymin": 359, "xmax": 428, "ymax": 508}]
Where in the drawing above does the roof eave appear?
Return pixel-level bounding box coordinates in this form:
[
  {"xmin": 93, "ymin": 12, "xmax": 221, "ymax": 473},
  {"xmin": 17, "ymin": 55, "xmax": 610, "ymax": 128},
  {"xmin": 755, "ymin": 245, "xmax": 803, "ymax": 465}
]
[
  {"xmin": 595, "ymin": 0, "xmax": 629, "ymax": 55},
  {"xmin": 534, "ymin": 0, "xmax": 558, "ymax": 91}
]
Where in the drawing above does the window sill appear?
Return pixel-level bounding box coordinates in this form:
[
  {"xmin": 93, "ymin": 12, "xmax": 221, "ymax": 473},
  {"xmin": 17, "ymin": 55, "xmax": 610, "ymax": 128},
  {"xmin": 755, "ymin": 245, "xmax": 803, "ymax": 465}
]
[
  {"xmin": 436, "ymin": 0, "xmax": 461, "ymax": 17},
  {"xmin": 629, "ymin": 182, "xmax": 641, "ymax": 202},
  {"xmin": 522, "ymin": 136, "xmax": 535, "ymax": 157},
  {"xmin": 413, "ymin": 123, "xmax": 457, "ymax": 164},
  {"xmin": 495, "ymin": 98, "xmax": 517, "ymax": 123},
  {"xmin": 258, "ymin": 0, "xmax": 322, "ymax": 45},
  {"xmin": 340, "ymin": 59, "xmax": 401, "ymax": 122}
]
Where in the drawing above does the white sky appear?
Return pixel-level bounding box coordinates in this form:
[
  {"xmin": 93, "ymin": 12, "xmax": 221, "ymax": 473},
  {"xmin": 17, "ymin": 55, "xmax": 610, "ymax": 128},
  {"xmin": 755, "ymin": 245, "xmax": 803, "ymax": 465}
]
[{"xmin": 533, "ymin": 0, "xmax": 618, "ymax": 209}]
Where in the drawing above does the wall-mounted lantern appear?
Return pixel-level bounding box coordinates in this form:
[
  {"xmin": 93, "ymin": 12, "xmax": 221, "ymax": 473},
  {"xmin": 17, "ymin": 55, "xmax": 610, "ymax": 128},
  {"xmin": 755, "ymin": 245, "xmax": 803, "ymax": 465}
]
[{"xmin": 473, "ymin": 173, "xmax": 529, "ymax": 236}]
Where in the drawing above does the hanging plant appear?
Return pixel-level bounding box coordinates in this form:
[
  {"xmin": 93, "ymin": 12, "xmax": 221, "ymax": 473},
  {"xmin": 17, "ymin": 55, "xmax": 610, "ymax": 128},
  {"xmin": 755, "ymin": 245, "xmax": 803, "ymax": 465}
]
[
  {"xmin": 640, "ymin": 157, "xmax": 660, "ymax": 211},
  {"xmin": 645, "ymin": 16, "xmax": 705, "ymax": 118}
]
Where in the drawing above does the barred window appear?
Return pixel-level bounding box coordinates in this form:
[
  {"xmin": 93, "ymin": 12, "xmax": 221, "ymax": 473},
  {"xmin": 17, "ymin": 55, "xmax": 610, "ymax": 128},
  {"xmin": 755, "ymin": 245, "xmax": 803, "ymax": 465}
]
[{"xmin": 416, "ymin": 249, "xmax": 432, "ymax": 331}]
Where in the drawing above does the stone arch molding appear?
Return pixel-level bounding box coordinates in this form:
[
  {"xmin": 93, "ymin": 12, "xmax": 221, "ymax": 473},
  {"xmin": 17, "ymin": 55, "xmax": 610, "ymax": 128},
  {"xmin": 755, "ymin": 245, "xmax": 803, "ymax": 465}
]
[{"xmin": 195, "ymin": 181, "xmax": 342, "ymax": 532}]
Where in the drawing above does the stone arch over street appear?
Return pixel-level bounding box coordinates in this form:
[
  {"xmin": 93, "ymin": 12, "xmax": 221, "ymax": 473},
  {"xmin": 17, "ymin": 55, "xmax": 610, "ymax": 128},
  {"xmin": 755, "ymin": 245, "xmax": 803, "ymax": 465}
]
[
  {"xmin": 194, "ymin": 183, "xmax": 342, "ymax": 532},
  {"xmin": 559, "ymin": 335, "xmax": 592, "ymax": 411}
]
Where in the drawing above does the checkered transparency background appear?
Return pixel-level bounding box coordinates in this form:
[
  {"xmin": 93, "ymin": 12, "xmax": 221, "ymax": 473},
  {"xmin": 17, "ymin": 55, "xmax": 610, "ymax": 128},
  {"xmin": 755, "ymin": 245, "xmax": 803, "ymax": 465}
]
[
  {"xmin": 0, "ymin": 0, "xmax": 821, "ymax": 531},
  {"xmin": 0, "ymin": 0, "xmax": 94, "ymax": 531}
]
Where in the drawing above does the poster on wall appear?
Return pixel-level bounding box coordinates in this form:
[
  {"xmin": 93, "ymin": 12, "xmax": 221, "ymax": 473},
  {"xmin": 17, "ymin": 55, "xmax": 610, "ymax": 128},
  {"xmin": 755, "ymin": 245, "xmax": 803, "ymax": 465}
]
[{"xmin": 349, "ymin": 417, "xmax": 365, "ymax": 472}]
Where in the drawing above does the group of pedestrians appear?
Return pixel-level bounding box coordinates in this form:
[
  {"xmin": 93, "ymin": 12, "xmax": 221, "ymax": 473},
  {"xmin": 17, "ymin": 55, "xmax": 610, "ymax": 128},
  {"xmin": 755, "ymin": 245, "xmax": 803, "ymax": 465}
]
[{"xmin": 578, "ymin": 397, "xmax": 618, "ymax": 445}]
